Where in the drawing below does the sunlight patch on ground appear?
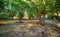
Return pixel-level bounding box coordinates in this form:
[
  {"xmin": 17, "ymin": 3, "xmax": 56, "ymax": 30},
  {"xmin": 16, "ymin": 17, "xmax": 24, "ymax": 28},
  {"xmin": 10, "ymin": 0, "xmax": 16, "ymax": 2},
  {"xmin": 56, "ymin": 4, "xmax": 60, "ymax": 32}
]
[
  {"xmin": 0, "ymin": 22, "xmax": 9, "ymax": 24},
  {"xmin": 0, "ymin": 20, "xmax": 19, "ymax": 24},
  {"xmin": 26, "ymin": 23, "xmax": 33, "ymax": 28},
  {"xmin": 56, "ymin": 24, "xmax": 60, "ymax": 27}
]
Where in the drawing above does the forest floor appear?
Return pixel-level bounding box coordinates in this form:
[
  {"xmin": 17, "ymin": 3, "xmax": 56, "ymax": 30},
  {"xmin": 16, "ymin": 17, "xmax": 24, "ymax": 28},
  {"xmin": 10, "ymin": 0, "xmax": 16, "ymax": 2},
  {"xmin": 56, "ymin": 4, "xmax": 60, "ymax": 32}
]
[{"xmin": 0, "ymin": 20, "xmax": 60, "ymax": 37}]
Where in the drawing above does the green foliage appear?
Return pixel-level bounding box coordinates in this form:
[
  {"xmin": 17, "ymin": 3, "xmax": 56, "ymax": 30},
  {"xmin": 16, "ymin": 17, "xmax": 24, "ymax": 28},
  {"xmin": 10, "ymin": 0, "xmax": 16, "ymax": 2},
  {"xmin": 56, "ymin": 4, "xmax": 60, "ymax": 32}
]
[
  {"xmin": 0, "ymin": 0, "xmax": 60, "ymax": 19},
  {"xmin": 0, "ymin": 13, "xmax": 10, "ymax": 19}
]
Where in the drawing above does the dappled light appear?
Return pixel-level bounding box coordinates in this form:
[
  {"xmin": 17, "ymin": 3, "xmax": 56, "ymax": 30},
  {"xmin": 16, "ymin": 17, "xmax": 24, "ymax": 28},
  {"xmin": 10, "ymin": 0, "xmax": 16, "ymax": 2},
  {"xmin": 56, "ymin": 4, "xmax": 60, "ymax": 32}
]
[
  {"xmin": 26, "ymin": 23, "xmax": 33, "ymax": 28},
  {"xmin": 56, "ymin": 24, "xmax": 60, "ymax": 27},
  {"xmin": 0, "ymin": 0, "xmax": 60, "ymax": 37},
  {"xmin": 13, "ymin": 16, "xmax": 19, "ymax": 19}
]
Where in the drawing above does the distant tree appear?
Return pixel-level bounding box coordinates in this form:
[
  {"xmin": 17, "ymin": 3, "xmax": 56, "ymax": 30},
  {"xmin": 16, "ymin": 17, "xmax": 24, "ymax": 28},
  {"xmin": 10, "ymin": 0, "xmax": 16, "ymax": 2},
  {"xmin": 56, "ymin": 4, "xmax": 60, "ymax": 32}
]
[{"xmin": 55, "ymin": 0, "xmax": 60, "ymax": 17}]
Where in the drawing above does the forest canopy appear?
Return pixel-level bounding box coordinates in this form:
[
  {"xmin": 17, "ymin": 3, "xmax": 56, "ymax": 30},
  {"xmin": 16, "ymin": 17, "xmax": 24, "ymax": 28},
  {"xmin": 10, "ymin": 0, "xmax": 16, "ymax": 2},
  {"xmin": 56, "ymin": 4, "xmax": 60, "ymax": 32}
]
[{"xmin": 0, "ymin": 0, "xmax": 60, "ymax": 19}]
